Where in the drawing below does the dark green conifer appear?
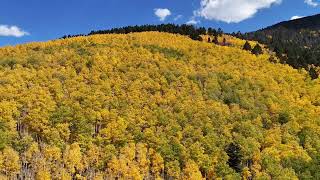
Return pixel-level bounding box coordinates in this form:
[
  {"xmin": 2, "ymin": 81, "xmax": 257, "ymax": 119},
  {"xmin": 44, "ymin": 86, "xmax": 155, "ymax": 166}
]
[
  {"xmin": 243, "ymin": 41, "xmax": 252, "ymax": 51},
  {"xmin": 251, "ymin": 44, "xmax": 263, "ymax": 55}
]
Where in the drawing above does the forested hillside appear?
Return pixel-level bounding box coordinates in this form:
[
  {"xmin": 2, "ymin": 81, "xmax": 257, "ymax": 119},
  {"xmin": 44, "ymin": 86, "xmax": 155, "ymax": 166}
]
[
  {"xmin": 238, "ymin": 14, "xmax": 320, "ymax": 79},
  {"xmin": 0, "ymin": 32, "xmax": 320, "ymax": 179},
  {"xmin": 62, "ymin": 24, "xmax": 216, "ymax": 41}
]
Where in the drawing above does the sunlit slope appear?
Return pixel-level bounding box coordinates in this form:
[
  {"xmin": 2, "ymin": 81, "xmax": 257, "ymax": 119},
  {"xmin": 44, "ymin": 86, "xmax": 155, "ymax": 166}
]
[{"xmin": 0, "ymin": 32, "xmax": 319, "ymax": 179}]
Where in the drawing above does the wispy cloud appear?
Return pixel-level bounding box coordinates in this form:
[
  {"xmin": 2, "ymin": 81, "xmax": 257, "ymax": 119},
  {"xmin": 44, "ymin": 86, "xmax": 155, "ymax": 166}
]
[
  {"xmin": 0, "ymin": 25, "xmax": 29, "ymax": 37},
  {"xmin": 196, "ymin": 0, "xmax": 282, "ymax": 23},
  {"xmin": 304, "ymin": 0, "xmax": 318, "ymax": 7},
  {"xmin": 174, "ymin": 15, "xmax": 183, "ymax": 21},
  {"xmin": 186, "ymin": 19, "xmax": 200, "ymax": 25},
  {"xmin": 154, "ymin": 8, "xmax": 171, "ymax": 21}
]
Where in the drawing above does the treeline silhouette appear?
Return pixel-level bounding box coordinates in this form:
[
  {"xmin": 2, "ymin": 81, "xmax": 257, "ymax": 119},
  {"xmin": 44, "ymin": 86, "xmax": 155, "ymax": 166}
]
[
  {"xmin": 61, "ymin": 24, "xmax": 267, "ymax": 58},
  {"xmin": 61, "ymin": 24, "xmax": 224, "ymax": 41}
]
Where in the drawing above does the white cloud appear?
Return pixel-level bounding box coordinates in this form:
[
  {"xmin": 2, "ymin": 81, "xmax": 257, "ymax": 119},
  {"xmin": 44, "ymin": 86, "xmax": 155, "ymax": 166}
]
[
  {"xmin": 197, "ymin": 0, "xmax": 282, "ymax": 23},
  {"xmin": 174, "ymin": 15, "xmax": 183, "ymax": 21},
  {"xmin": 304, "ymin": 0, "xmax": 318, "ymax": 7},
  {"xmin": 186, "ymin": 19, "xmax": 200, "ymax": 25},
  {"xmin": 0, "ymin": 25, "xmax": 29, "ymax": 37},
  {"xmin": 290, "ymin": 15, "xmax": 304, "ymax": 20},
  {"xmin": 154, "ymin": 8, "xmax": 171, "ymax": 21}
]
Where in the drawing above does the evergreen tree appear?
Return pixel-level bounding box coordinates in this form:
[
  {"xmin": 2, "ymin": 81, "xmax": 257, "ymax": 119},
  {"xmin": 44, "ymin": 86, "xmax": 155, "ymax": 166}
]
[
  {"xmin": 243, "ymin": 41, "xmax": 252, "ymax": 51},
  {"xmin": 226, "ymin": 143, "xmax": 242, "ymax": 173},
  {"xmin": 217, "ymin": 28, "xmax": 223, "ymax": 36},
  {"xmin": 197, "ymin": 27, "xmax": 207, "ymax": 35},
  {"xmin": 190, "ymin": 34, "xmax": 202, "ymax": 41},
  {"xmin": 251, "ymin": 44, "xmax": 263, "ymax": 55},
  {"xmin": 207, "ymin": 28, "xmax": 214, "ymax": 36}
]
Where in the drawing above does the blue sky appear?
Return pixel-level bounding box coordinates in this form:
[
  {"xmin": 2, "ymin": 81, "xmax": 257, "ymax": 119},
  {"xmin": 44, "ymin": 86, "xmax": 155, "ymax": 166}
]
[{"xmin": 0, "ymin": 0, "xmax": 319, "ymax": 46}]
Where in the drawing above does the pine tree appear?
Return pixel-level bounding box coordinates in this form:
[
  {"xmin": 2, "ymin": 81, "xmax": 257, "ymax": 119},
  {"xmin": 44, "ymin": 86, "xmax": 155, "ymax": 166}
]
[
  {"xmin": 251, "ymin": 44, "xmax": 263, "ymax": 55},
  {"xmin": 226, "ymin": 143, "xmax": 242, "ymax": 173},
  {"xmin": 207, "ymin": 28, "xmax": 214, "ymax": 36},
  {"xmin": 243, "ymin": 41, "xmax": 252, "ymax": 51},
  {"xmin": 217, "ymin": 28, "xmax": 223, "ymax": 36}
]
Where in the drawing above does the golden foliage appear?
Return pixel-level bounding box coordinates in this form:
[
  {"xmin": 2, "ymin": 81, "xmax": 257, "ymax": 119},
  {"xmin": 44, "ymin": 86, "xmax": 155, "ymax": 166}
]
[{"xmin": 0, "ymin": 32, "xmax": 319, "ymax": 179}]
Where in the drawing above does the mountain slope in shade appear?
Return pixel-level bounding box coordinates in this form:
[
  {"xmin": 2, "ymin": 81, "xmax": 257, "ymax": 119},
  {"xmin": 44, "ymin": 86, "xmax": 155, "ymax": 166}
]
[
  {"xmin": 266, "ymin": 14, "xmax": 320, "ymax": 30},
  {"xmin": 240, "ymin": 14, "xmax": 320, "ymax": 78}
]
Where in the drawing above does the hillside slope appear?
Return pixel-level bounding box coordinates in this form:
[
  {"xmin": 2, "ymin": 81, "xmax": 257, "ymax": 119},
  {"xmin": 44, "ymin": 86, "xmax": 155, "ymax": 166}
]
[
  {"xmin": 240, "ymin": 14, "xmax": 320, "ymax": 78},
  {"xmin": 266, "ymin": 14, "xmax": 320, "ymax": 30},
  {"xmin": 0, "ymin": 32, "xmax": 319, "ymax": 179}
]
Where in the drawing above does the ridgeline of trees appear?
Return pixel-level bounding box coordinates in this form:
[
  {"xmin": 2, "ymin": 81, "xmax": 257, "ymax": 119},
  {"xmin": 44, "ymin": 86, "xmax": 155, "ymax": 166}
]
[
  {"xmin": 61, "ymin": 24, "xmax": 268, "ymax": 59},
  {"xmin": 62, "ymin": 24, "xmax": 224, "ymax": 42},
  {"xmin": 61, "ymin": 20, "xmax": 320, "ymax": 79}
]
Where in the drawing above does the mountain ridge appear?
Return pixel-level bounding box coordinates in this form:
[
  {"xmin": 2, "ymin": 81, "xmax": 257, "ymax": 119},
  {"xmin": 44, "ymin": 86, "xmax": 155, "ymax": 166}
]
[{"xmin": 262, "ymin": 13, "xmax": 320, "ymax": 31}]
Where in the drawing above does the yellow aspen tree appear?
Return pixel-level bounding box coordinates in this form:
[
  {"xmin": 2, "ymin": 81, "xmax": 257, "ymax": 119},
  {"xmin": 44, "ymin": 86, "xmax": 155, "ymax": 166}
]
[
  {"xmin": 119, "ymin": 143, "xmax": 143, "ymax": 179},
  {"xmin": 166, "ymin": 160, "xmax": 181, "ymax": 179},
  {"xmin": 43, "ymin": 145, "xmax": 62, "ymax": 179},
  {"xmin": 36, "ymin": 169, "xmax": 51, "ymax": 180},
  {"xmin": 149, "ymin": 148, "xmax": 164, "ymax": 178},
  {"xmin": 93, "ymin": 173, "xmax": 104, "ymax": 180},
  {"xmin": 84, "ymin": 144, "xmax": 101, "ymax": 169},
  {"xmin": 60, "ymin": 168, "xmax": 72, "ymax": 180},
  {"xmin": 107, "ymin": 156, "xmax": 121, "ymax": 178},
  {"xmin": 63, "ymin": 143, "xmax": 83, "ymax": 175},
  {"xmin": 1, "ymin": 147, "xmax": 21, "ymax": 177},
  {"xmin": 0, "ymin": 152, "xmax": 4, "ymax": 176},
  {"xmin": 26, "ymin": 142, "xmax": 40, "ymax": 163},
  {"xmin": 136, "ymin": 143, "xmax": 150, "ymax": 177},
  {"xmin": 242, "ymin": 167, "xmax": 252, "ymax": 180},
  {"xmin": 182, "ymin": 160, "xmax": 203, "ymax": 180}
]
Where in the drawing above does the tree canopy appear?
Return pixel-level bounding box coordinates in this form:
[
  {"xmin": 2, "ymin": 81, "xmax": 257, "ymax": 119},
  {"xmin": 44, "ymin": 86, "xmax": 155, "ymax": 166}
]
[{"xmin": 0, "ymin": 32, "xmax": 319, "ymax": 179}]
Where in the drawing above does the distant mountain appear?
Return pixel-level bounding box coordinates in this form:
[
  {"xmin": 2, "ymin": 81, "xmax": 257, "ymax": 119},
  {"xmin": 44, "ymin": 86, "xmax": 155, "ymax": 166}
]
[{"xmin": 239, "ymin": 14, "xmax": 320, "ymax": 78}]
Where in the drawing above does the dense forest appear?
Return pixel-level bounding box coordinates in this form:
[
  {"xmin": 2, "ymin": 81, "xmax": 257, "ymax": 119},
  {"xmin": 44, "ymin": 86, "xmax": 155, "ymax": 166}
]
[
  {"xmin": 0, "ymin": 32, "xmax": 319, "ymax": 179},
  {"xmin": 62, "ymin": 23, "xmax": 320, "ymax": 79},
  {"xmin": 62, "ymin": 24, "xmax": 263, "ymax": 57},
  {"xmin": 237, "ymin": 14, "xmax": 320, "ymax": 79}
]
